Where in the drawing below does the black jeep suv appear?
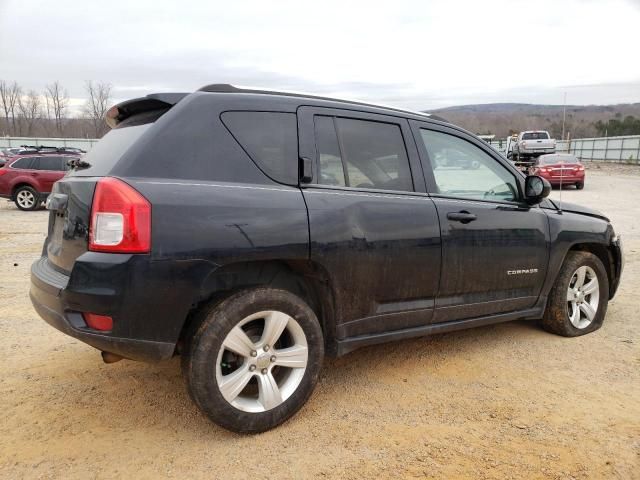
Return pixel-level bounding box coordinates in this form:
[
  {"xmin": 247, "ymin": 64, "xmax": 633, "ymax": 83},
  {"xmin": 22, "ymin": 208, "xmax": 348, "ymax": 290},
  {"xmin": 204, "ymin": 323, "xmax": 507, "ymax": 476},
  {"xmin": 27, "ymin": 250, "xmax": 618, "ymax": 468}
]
[{"xmin": 30, "ymin": 85, "xmax": 623, "ymax": 432}]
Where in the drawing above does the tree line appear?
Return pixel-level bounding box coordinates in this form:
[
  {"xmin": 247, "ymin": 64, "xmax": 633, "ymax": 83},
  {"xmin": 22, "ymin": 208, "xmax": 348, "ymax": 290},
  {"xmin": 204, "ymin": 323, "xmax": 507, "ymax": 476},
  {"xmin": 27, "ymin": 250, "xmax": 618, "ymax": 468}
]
[{"xmin": 0, "ymin": 80, "xmax": 112, "ymax": 139}]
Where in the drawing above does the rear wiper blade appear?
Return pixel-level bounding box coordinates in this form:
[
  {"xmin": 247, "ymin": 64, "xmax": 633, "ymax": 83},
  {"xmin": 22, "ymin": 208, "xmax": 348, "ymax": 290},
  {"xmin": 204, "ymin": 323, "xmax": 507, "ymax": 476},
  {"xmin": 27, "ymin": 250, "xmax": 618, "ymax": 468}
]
[{"xmin": 67, "ymin": 158, "xmax": 91, "ymax": 170}]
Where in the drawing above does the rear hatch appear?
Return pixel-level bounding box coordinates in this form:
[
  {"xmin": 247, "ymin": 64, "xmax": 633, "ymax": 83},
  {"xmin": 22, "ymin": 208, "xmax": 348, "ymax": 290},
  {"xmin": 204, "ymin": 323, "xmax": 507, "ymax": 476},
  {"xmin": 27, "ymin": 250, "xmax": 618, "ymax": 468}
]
[
  {"xmin": 549, "ymin": 163, "xmax": 580, "ymax": 177},
  {"xmin": 45, "ymin": 94, "xmax": 186, "ymax": 274}
]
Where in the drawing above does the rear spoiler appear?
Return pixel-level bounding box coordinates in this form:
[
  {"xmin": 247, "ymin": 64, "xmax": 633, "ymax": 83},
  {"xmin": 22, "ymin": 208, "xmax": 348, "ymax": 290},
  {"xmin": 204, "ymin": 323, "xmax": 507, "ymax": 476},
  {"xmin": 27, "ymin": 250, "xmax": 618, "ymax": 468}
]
[{"xmin": 105, "ymin": 93, "xmax": 188, "ymax": 129}]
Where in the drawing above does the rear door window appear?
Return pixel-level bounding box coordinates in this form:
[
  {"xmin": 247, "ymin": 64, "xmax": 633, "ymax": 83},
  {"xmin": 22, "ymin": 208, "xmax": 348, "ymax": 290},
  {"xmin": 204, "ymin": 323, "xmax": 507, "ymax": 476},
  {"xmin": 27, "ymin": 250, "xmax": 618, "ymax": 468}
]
[
  {"xmin": 314, "ymin": 116, "xmax": 413, "ymax": 192},
  {"xmin": 221, "ymin": 111, "xmax": 298, "ymax": 185},
  {"xmin": 36, "ymin": 156, "xmax": 65, "ymax": 171}
]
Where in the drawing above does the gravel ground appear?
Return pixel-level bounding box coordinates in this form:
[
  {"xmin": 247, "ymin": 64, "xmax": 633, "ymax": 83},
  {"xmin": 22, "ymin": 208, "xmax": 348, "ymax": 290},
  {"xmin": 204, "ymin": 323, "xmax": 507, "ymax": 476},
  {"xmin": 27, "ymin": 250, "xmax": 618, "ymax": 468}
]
[{"xmin": 0, "ymin": 163, "xmax": 638, "ymax": 479}]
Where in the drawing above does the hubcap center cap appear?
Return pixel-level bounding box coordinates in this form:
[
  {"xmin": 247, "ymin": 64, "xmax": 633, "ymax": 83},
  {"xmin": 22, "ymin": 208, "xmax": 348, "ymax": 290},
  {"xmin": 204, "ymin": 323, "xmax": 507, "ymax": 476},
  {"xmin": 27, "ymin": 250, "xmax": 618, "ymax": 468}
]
[{"xmin": 256, "ymin": 353, "xmax": 271, "ymax": 369}]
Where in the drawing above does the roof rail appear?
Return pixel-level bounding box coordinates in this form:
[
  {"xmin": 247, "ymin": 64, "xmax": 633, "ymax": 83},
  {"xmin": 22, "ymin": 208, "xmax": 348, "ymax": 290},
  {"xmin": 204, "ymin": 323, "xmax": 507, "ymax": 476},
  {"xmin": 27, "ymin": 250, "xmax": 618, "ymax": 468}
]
[
  {"xmin": 18, "ymin": 145, "xmax": 85, "ymax": 154},
  {"xmin": 198, "ymin": 83, "xmax": 434, "ymax": 119}
]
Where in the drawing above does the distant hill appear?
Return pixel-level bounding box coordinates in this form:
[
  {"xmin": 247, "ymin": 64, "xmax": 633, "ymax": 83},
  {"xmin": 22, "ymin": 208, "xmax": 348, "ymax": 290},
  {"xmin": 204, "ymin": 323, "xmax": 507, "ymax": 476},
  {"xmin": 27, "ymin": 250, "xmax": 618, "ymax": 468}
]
[{"xmin": 428, "ymin": 103, "xmax": 640, "ymax": 138}]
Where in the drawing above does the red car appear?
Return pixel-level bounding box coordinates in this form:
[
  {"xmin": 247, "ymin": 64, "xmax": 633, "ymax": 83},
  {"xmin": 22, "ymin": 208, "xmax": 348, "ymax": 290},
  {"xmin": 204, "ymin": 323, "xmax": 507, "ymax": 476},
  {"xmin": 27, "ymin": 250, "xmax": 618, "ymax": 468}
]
[
  {"xmin": 0, "ymin": 153, "xmax": 77, "ymax": 210},
  {"xmin": 532, "ymin": 153, "xmax": 585, "ymax": 189}
]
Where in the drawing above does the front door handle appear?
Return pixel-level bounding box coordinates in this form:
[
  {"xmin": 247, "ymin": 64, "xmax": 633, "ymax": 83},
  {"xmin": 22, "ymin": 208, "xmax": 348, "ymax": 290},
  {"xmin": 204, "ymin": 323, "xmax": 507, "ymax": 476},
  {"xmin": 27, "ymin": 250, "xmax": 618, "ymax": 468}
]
[{"xmin": 447, "ymin": 211, "xmax": 477, "ymax": 223}]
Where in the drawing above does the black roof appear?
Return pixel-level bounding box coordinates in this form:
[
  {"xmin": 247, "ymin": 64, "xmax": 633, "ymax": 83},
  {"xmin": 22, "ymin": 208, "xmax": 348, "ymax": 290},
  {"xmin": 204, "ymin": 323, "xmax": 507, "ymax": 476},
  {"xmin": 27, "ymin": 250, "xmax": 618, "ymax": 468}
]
[{"xmin": 108, "ymin": 84, "xmax": 450, "ymax": 128}]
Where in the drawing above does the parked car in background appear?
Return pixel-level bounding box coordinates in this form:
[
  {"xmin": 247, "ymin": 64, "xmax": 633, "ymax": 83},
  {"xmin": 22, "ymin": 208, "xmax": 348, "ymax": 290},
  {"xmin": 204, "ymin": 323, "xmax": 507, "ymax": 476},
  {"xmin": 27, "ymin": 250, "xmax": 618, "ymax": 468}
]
[
  {"xmin": 533, "ymin": 153, "xmax": 585, "ymax": 189},
  {"xmin": 510, "ymin": 131, "xmax": 556, "ymax": 165},
  {"xmin": 1, "ymin": 147, "xmax": 21, "ymax": 166},
  {"xmin": 0, "ymin": 153, "xmax": 78, "ymax": 210},
  {"xmin": 29, "ymin": 85, "xmax": 623, "ymax": 433}
]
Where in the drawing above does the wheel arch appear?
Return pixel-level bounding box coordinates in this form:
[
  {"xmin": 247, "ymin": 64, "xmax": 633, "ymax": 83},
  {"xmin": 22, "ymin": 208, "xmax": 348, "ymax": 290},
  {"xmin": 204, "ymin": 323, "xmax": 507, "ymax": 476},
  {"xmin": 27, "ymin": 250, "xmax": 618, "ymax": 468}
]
[
  {"xmin": 567, "ymin": 242, "xmax": 616, "ymax": 298},
  {"xmin": 179, "ymin": 259, "xmax": 339, "ymax": 355},
  {"xmin": 11, "ymin": 181, "xmax": 38, "ymax": 199}
]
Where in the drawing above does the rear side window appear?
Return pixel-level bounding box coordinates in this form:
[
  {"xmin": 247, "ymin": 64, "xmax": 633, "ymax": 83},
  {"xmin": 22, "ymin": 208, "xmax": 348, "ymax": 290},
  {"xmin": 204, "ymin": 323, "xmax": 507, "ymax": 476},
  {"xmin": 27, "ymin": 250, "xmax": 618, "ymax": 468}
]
[
  {"xmin": 10, "ymin": 157, "xmax": 35, "ymax": 169},
  {"xmin": 314, "ymin": 116, "xmax": 413, "ymax": 192},
  {"xmin": 221, "ymin": 111, "xmax": 298, "ymax": 185},
  {"xmin": 35, "ymin": 156, "xmax": 65, "ymax": 171},
  {"xmin": 69, "ymin": 124, "xmax": 153, "ymax": 177},
  {"xmin": 522, "ymin": 132, "xmax": 549, "ymax": 140}
]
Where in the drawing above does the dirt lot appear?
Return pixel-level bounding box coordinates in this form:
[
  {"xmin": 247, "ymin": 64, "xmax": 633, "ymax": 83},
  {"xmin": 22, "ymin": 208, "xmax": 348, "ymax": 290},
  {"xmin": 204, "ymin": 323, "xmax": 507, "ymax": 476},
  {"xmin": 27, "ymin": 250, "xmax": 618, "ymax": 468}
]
[{"xmin": 1, "ymin": 163, "xmax": 638, "ymax": 479}]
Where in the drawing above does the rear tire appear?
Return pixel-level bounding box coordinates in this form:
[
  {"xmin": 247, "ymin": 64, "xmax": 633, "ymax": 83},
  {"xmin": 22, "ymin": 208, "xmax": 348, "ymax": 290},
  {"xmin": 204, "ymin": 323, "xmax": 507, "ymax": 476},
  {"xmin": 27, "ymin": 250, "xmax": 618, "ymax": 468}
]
[
  {"xmin": 576, "ymin": 182, "xmax": 584, "ymax": 190},
  {"xmin": 14, "ymin": 186, "xmax": 39, "ymax": 211},
  {"xmin": 541, "ymin": 251, "xmax": 608, "ymax": 337},
  {"xmin": 181, "ymin": 287, "xmax": 324, "ymax": 433}
]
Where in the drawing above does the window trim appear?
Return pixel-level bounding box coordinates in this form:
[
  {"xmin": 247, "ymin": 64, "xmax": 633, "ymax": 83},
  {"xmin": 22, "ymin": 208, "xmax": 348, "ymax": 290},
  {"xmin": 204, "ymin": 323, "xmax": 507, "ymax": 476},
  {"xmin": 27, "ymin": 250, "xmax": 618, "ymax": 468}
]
[
  {"xmin": 410, "ymin": 120, "xmax": 527, "ymax": 206},
  {"xmin": 305, "ymin": 109, "xmax": 419, "ymax": 194}
]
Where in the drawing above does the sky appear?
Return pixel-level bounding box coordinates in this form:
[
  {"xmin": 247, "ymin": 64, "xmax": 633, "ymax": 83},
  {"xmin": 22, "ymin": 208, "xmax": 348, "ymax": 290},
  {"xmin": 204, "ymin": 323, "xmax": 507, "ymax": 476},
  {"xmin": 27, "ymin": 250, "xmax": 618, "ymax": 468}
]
[{"xmin": 1, "ymin": 0, "xmax": 639, "ymax": 114}]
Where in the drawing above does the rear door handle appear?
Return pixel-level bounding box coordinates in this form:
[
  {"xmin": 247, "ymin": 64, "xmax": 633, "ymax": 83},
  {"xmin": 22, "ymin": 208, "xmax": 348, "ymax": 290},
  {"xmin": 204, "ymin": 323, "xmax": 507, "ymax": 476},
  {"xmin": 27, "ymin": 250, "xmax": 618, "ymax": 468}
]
[{"xmin": 447, "ymin": 211, "xmax": 477, "ymax": 223}]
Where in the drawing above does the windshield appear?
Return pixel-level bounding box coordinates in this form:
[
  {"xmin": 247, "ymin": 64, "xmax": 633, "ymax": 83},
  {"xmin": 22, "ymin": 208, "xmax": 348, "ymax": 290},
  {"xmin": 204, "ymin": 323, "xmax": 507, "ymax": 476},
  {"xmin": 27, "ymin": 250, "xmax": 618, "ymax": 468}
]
[{"xmin": 522, "ymin": 132, "xmax": 549, "ymax": 140}]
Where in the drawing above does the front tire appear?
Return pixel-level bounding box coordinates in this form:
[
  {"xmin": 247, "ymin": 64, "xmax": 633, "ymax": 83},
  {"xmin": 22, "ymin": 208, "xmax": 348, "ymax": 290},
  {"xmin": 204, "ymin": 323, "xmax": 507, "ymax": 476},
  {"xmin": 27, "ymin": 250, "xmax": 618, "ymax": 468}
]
[
  {"xmin": 182, "ymin": 288, "xmax": 324, "ymax": 433},
  {"xmin": 541, "ymin": 251, "xmax": 609, "ymax": 337},
  {"xmin": 14, "ymin": 186, "xmax": 39, "ymax": 211}
]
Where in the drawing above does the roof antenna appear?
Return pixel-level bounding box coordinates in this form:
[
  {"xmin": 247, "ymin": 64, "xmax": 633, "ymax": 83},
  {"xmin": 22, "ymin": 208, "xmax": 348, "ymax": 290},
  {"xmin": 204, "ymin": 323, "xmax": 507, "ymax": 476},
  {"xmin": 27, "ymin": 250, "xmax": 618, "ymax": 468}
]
[{"xmin": 558, "ymin": 159, "xmax": 563, "ymax": 214}]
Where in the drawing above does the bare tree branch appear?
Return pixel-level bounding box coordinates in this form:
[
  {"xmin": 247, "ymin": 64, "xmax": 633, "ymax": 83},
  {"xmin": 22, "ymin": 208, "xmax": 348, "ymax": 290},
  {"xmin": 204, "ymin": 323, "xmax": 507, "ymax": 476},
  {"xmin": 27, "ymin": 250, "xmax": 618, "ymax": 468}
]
[
  {"xmin": 17, "ymin": 90, "xmax": 43, "ymax": 136},
  {"xmin": 44, "ymin": 81, "xmax": 69, "ymax": 136},
  {"xmin": 83, "ymin": 81, "xmax": 112, "ymax": 138},
  {"xmin": 0, "ymin": 80, "xmax": 22, "ymax": 135}
]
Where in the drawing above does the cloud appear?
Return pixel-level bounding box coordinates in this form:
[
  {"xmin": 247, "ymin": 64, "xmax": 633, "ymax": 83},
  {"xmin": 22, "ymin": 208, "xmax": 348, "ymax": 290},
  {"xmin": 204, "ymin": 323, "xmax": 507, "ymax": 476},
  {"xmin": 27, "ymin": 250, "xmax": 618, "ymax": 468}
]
[{"xmin": 0, "ymin": 0, "xmax": 638, "ymax": 112}]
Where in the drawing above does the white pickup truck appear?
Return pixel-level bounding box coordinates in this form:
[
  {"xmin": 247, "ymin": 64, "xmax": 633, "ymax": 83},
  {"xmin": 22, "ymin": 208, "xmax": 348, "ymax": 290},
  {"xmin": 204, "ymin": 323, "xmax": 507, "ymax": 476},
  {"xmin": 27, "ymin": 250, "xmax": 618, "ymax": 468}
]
[{"xmin": 509, "ymin": 131, "xmax": 556, "ymax": 163}]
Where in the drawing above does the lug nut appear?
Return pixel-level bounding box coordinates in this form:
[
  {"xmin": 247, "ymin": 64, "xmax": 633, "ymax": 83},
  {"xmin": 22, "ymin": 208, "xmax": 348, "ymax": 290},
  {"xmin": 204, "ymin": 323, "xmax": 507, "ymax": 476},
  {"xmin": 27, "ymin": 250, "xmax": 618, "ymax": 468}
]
[
  {"xmin": 263, "ymin": 345, "xmax": 270, "ymax": 352},
  {"xmin": 250, "ymin": 350, "xmax": 257, "ymax": 357},
  {"xmin": 261, "ymin": 368, "xmax": 268, "ymax": 375},
  {"xmin": 249, "ymin": 365, "xmax": 256, "ymax": 372},
  {"xmin": 270, "ymin": 355, "xmax": 276, "ymax": 363}
]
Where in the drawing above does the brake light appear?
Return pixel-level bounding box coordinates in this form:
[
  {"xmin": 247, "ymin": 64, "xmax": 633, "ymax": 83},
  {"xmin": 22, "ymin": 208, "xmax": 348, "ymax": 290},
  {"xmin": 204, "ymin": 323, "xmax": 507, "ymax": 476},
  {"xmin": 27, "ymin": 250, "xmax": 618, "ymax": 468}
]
[
  {"xmin": 0, "ymin": 169, "xmax": 7, "ymax": 176},
  {"xmin": 577, "ymin": 165, "xmax": 585, "ymax": 171},
  {"xmin": 83, "ymin": 313, "xmax": 113, "ymax": 331},
  {"xmin": 89, "ymin": 177, "xmax": 151, "ymax": 253}
]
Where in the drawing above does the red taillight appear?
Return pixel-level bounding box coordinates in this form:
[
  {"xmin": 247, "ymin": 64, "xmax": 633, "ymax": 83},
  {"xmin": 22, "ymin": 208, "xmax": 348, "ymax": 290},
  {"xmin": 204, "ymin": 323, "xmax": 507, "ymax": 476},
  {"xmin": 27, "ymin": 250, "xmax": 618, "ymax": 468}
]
[
  {"xmin": 0, "ymin": 169, "xmax": 7, "ymax": 176},
  {"xmin": 83, "ymin": 313, "xmax": 113, "ymax": 331},
  {"xmin": 89, "ymin": 177, "xmax": 151, "ymax": 253}
]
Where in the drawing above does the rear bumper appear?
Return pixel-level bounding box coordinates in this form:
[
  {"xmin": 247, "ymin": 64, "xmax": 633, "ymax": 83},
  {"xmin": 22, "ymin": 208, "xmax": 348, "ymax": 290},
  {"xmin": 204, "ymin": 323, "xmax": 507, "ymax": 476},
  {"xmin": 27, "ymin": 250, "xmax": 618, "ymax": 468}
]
[
  {"xmin": 541, "ymin": 175, "xmax": 584, "ymax": 184},
  {"xmin": 30, "ymin": 256, "xmax": 176, "ymax": 362}
]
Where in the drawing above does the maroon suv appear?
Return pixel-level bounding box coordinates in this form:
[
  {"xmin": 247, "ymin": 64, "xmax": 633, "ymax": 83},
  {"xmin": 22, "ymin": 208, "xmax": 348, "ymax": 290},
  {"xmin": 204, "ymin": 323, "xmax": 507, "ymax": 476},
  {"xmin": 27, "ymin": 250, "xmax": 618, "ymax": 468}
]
[{"xmin": 0, "ymin": 153, "xmax": 77, "ymax": 210}]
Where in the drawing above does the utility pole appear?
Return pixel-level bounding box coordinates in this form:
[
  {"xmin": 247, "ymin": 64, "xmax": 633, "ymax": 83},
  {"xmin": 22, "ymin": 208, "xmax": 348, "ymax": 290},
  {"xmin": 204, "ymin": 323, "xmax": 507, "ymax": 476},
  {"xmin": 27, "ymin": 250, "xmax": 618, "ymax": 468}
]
[{"xmin": 561, "ymin": 92, "xmax": 567, "ymax": 141}]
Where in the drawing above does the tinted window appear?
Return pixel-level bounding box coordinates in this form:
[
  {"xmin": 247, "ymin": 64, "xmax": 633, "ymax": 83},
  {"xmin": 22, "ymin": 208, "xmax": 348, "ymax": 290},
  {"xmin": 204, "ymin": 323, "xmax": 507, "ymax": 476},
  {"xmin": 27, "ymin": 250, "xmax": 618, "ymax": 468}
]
[
  {"xmin": 522, "ymin": 132, "xmax": 549, "ymax": 140},
  {"xmin": 10, "ymin": 157, "xmax": 35, "ymax": 169},
  {"xmin": 421, "ymin": 129, "xmax": 518, "ymax": 202},
  {"xmin": 315, "ymin": 116, "xmax": 345, "ymax": 187},
  {"xmin": 36, "ymin": 156, "xmax": 65, "ymax": 171},
  {"xmin": 221, "ymin": 111, "xmax": 298, "ymax": 185},
  {"xmin": 70, "ymin": 124, "xmax": 152, "ymax": 177},
  {"xmin": 315, "ymin": 116, "xmax": 413, "ymax": 192}
]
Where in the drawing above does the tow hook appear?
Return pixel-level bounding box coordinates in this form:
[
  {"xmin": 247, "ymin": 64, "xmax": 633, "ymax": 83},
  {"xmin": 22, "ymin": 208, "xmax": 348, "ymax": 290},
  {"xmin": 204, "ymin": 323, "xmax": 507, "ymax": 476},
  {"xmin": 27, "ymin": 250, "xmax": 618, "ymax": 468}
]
[{"xmin": 101, "ymin": 351, "xmax": 124, "ymax": 364}]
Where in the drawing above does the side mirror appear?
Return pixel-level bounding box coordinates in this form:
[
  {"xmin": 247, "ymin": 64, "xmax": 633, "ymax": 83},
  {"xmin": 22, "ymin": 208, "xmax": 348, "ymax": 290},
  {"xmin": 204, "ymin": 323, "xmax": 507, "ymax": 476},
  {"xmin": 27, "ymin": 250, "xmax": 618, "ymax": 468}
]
[{"xmin": 524, "ymin": 175, "xmax": 551, "ymax": 204}]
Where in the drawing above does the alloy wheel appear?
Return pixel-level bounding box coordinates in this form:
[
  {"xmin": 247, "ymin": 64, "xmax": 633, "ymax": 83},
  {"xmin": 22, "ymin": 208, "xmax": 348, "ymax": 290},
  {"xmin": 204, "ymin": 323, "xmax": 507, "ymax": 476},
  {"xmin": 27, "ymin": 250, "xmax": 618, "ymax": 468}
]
[
  {"xmin": 566, "ymin": 265, "xmax": 600, "ymax": 329},
  {"xmin": 215, "ymin": 310, "xmax": 308, "ymax": 413},
  {"xmin": 16, "ymin": 190, "xmax": 36, "ymax": 209}
]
